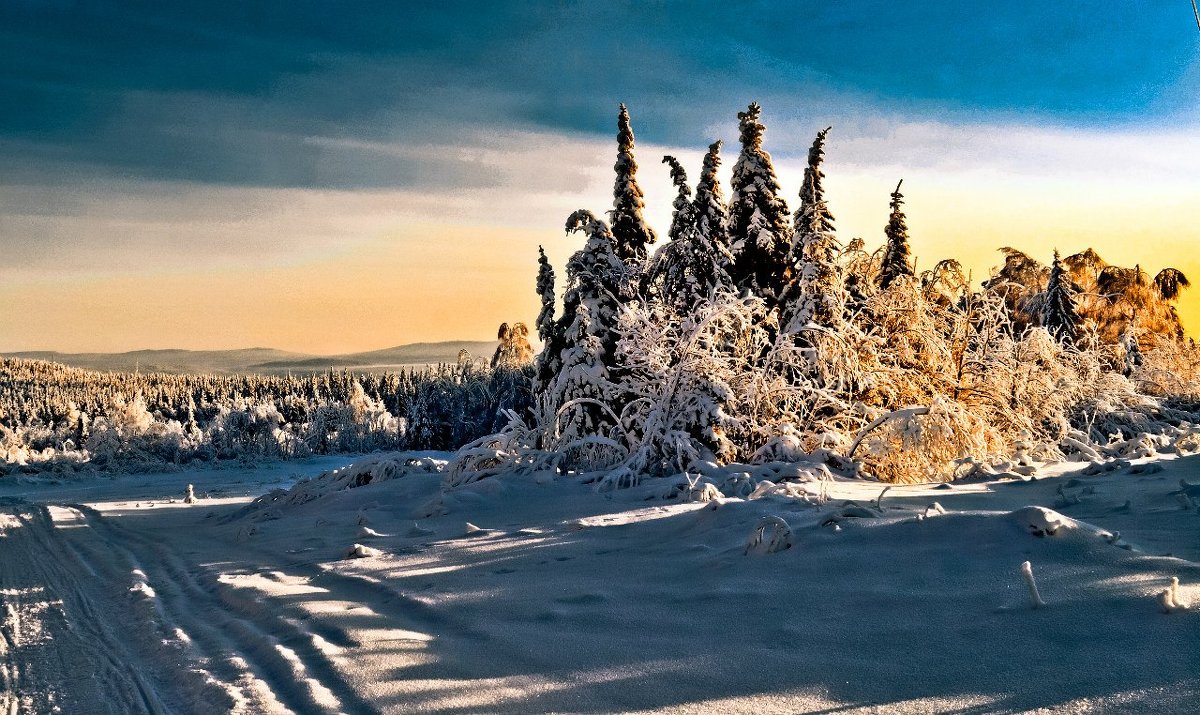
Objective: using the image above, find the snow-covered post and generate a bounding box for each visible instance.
[1160,576,1190,613]
[1020,560,1046,609]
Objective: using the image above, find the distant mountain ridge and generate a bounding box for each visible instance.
[3,341,499,375]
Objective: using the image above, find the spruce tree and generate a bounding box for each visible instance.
[726,103,792,302]
[878,179,915,289]
[781,127,844,333]
[559,209,628,364]
[535,246,557,346]
[663,155,697,244]
[652,156,731,313]
[546,302,613,443]
[1041,250,1082,345]
[609,104,657,267]
[693,139,731,259]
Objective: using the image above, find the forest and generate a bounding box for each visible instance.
[0,356,532,474]
[4,103,1198,485]
[453,103,1200,486]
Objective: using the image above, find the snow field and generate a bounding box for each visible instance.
[0,450,1197,713]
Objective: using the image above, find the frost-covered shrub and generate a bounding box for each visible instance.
[497,101,1200,487]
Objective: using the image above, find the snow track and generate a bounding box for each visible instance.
[0,499,377,715]
[0,503,166,714]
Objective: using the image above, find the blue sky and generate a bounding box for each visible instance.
[1,2,1198,351]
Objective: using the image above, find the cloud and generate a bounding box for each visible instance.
[2,1,1197,191]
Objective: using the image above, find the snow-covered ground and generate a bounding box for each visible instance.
[1,453,1198,714]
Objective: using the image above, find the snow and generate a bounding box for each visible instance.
[0,452,1198,713]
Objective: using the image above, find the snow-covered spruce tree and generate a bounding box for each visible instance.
[781,127,844,334]
[609,104,657,267]
[1040,251,1082,345]
[693,140,732,262]
[539,210,630,448]
[533,245,561,393]
[878,179,915,289]
[559,209,629,358]
[545,302,620,451]
[664,155,697,242]
[535,246,557,344]
[648,156,732,314]
[726,103,792,303]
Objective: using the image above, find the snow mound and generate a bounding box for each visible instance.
[1009,505,1129,548]
[344,543,382,559]
[228,453,446,520]
[1012,506,1075,538]
[745,515,793,555]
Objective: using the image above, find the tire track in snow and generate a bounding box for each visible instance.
[52,507,261,715]
[0,505,165,714]
[70,504,377,715]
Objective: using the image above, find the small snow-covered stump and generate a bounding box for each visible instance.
[687,482,723,503]
[1020,561,1046,609]
[1160,577,1190,614]
[184,484,196,504]
[745,516,792,555]
[344,544,382,559]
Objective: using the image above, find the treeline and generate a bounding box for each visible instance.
[0,357,532,473]
[449,102,1199,485]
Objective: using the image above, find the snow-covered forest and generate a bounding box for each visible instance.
[0,355,532,474]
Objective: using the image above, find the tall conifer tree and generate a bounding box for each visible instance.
[693,140,731,259]
[609,104,656,267]
[559,209,628,363]
[782,127,844,333]
[653,156,730,313]
[535,246,557,345]
[878,180,915,289]
[726,103,791,302]
[532,246,561,393]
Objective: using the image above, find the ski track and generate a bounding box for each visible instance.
[0,498,388,715]
[0,503,166,714]
[69,503,379,715]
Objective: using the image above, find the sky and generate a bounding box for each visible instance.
[1,1,1198,354]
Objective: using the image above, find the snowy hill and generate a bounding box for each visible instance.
[249,340,499,373]
[3,341,498,375]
